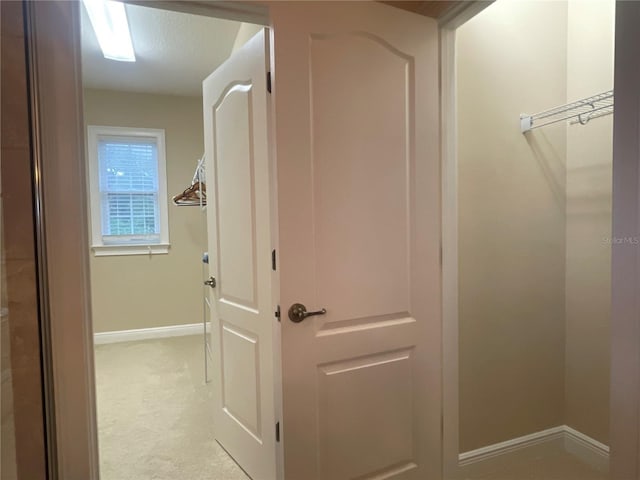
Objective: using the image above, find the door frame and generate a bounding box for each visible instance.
[438,5,493,477]
[440,1,640,479]
[609,2,640,478]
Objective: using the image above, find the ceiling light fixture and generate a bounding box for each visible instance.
[82,0,136,62]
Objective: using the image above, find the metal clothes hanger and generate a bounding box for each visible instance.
[172,155,206,206]
[172,181,206,206]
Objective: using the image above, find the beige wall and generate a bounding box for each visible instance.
[457,0,569,452]
[457,0,614,452]
[565,0,614,445]
[83,89,205,333]
[232,22,263,53]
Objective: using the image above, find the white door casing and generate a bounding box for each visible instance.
[203,29,276,480]
[271,3,441,479]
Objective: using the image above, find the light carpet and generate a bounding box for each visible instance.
[94,335,249,480]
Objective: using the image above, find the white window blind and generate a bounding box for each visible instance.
[87,126,169,256]
[98,136,160,244]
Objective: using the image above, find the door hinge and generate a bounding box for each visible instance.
[272,249,277,271]
[267,71,272,94]
[275,305,281,322]
[275,421,280,442]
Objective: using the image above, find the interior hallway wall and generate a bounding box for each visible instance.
[83,89,205,333]
[457,0,568,452]
[564,0,614,446]
[231,22,263,53]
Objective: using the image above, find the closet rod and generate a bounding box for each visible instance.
[520,89,613,133]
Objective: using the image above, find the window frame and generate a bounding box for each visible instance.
[87,125,170,256]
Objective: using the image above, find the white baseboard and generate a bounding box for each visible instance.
[94,323,207,345]
[564,425,609,472]
[459,426,565,466]
[459,425,609,471]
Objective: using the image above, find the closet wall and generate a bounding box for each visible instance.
[457,0,568,452]
[457,0,614,452]
[84,89,205,333]
[565,0,614,445]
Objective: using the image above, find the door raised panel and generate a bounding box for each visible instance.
[310,34,412,326]
[213,84,258,311]
[318,349,415,479]
[221,322,262,441]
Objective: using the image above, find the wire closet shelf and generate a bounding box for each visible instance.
[520,89,613,133]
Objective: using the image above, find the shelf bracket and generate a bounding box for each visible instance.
[520,114,533,133]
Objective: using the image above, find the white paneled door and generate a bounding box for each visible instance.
[203,29,276,480]
[271,2,441,479]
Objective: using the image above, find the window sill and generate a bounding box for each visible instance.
[91,243,170,257]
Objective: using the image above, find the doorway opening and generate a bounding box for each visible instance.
[79,3,268,478]
[443,1,614,479]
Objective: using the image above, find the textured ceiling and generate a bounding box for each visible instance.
[81,3,241,96]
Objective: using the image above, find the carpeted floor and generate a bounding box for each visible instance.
[94,335,249,480]
[95,336,608,480]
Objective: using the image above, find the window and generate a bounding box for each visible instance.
[87,126,169,256]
